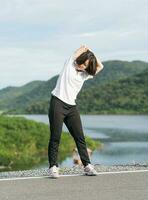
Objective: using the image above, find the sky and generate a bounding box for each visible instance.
[0,0,148,89]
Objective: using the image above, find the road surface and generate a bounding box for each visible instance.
[0,170,148,200]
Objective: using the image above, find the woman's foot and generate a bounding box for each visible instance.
[84,164,98,176]
[49,165,60,178]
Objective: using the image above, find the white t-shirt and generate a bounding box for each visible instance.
[51,54,103,105]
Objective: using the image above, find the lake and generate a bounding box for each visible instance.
[18,114,148,168]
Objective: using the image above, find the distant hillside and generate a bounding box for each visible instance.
[0,77,57,113]
[77,68,148,114]
[0,80,44,109]
[82,60,148,88]
[0,60,148,114]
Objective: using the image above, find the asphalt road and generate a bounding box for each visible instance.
[0,171,148,200]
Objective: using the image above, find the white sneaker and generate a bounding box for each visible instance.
[49,165,60,178]
[84,164,98,176]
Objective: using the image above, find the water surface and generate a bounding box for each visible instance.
[19,114,148,167]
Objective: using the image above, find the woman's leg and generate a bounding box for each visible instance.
[64,106,91,167]
[48,96,65,168]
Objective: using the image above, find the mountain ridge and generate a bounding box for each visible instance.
[0,60,148,114]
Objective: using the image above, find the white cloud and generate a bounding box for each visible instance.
[0,0,148,89]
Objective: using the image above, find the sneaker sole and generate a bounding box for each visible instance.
[84,172,98,176]
[50,174,60,178]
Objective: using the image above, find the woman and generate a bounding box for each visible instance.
[48,45,104,178]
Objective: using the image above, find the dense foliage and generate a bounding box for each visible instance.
[77,68,148,114]
[0,116,101,171]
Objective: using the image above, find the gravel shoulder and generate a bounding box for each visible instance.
[1,163,148,179]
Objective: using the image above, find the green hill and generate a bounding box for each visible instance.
[77,68,148,114]
[83,60,148,87]
[0,77,57,113]
[0,80,44,110]
[0,60,148,114]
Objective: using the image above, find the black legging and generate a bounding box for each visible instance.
[48,94,91,168]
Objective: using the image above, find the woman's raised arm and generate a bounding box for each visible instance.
[73,45,104,74]
[73,45,89,60]
[95,57,104,74]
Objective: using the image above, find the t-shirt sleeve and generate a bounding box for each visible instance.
[85,74,94,80]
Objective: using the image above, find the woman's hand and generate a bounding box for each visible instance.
[73,45,90,60]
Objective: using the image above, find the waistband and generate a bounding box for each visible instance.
[51,95,76,107]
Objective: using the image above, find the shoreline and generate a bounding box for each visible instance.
[0,163,148,179]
